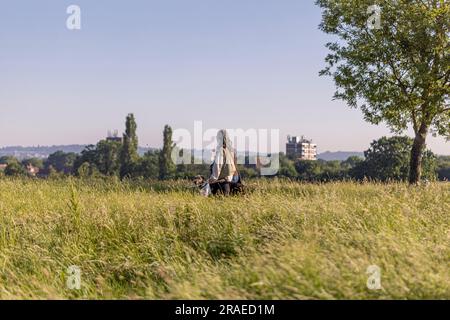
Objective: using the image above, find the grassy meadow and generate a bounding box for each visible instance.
[0,178,448,299]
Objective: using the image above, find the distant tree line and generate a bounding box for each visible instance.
[278,136,448,182]
[0,114,208,180]
[0,114,449,182]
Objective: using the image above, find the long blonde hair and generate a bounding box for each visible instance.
[211,129,237,181]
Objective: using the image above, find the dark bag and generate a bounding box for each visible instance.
[209,163,245,195]
[230,174,245,195]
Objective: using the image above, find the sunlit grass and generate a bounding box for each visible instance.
[0,178,448,299]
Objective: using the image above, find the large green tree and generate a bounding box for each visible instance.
[96,140,122,176]
[350,136,437,181]
[159,125,176,180]
[4,161,26,177]
[45,151,77,174]
[316,0,449,184]
[0,156,18,165]
[21,158,44,169]
[120,113,139,178]
[137,150,160,179]
[73,145,98,176]
[278,153,298,178]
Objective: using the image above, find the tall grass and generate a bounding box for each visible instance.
[0,178,448,299]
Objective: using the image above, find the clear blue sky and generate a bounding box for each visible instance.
[0,0,448,154]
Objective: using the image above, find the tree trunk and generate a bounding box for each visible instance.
[409,125,428,185]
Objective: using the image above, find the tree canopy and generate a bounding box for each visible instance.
[159,125,176,180]
[350,136,437,181]
[120,113,139,179]
[316,0,449,183]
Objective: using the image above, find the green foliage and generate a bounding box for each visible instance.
[72,117,176,180]
[316,0,449,183]
[294,159,350,181]
[4,161,26,177]
[317,0,449,135]
[136,150,160,179]
[437,155,450,181]
[21,158,44,169]
[421,150,438,181]
[73,144,97,174]
[76,162,91,178]
[277,153,364,181]
[278,153,298,178]
[45,151,77,174]
[74,114,141,178]
[278,136,445,182]
[73,131,123,178]
[238,166,259,179]
[350,136,437,181]
[120,113,139,179]
[159,125,176,180]
[96,140,122,176]
[295,160,323,181]
[0,156,19,165]
[341,156,364,169]
[76,162,101,179]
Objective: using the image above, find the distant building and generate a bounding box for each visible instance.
[106,130,122,143]
[286,135,317,160]
[0,164,7,171]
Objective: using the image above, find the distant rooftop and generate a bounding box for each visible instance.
[287,135,315,144]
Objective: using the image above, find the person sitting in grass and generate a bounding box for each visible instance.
[208,129,240,196]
